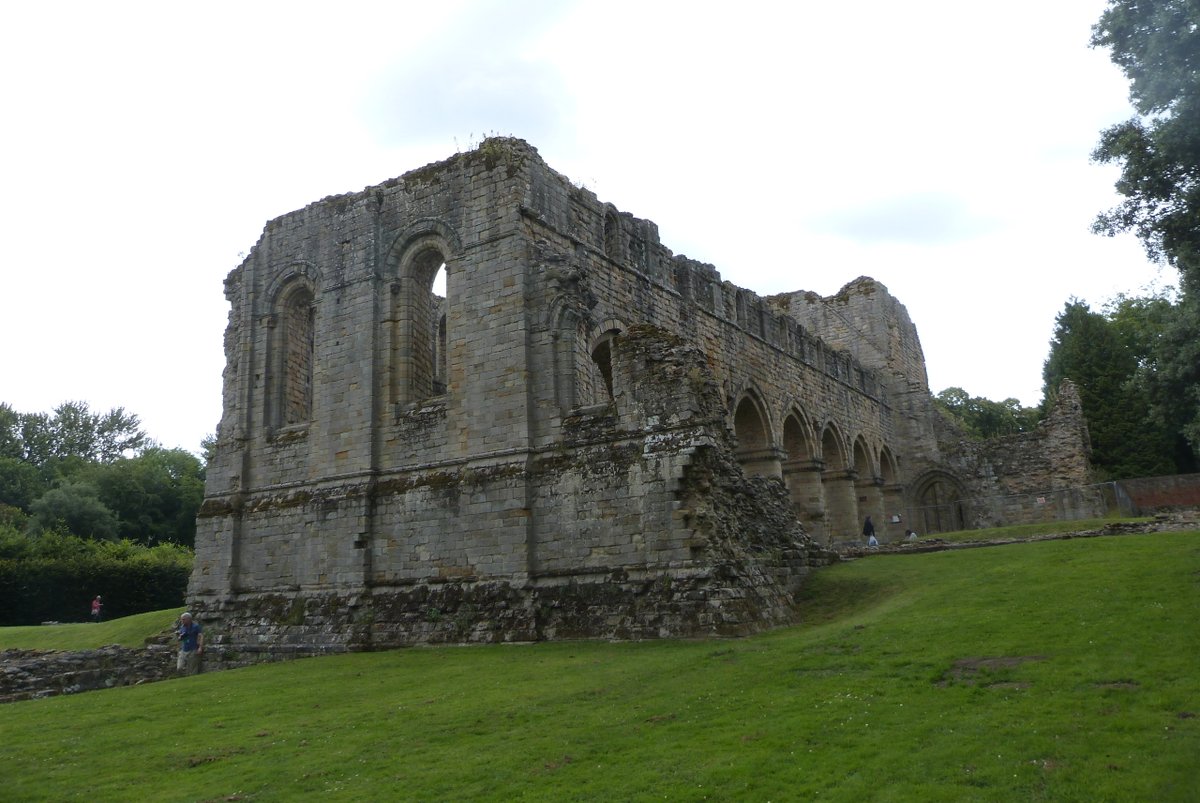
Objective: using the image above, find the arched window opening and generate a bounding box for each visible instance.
[394,245,450,405]
[431,263,447,396]
[282,286,315,425]
[603,211,619,259]
[434,312,447,396]
[432,262,446,297]
[591,338,613,401]
[582,329,620,406]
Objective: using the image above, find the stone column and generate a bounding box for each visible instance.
[856,476,886,542]
[737,446,784,479]
[882,483,906,540]
[783,459,826,542]
[823,469,859,544]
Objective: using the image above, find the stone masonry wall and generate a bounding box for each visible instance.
[192,138,1095,656]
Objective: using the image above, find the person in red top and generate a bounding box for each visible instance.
[90,595,102,622]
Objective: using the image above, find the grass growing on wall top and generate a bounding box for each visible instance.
[1,533,1197,801]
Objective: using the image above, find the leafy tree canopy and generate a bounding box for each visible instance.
[0,401,147,469]
[1091,1,1200,278]
[1042,297,1183,479]
[0,402,206,547]
[26,481,120,541]
[934,388,1040,440]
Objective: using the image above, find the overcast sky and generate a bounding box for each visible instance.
[0,0,1170,454]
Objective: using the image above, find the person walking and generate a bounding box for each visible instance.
[862,516,876,547]
[175,612,204,675]
[90,595,103,622]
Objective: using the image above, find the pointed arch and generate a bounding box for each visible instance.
[819,423,848,471]
[733,389,780,477]
[782,407,816,463]
[852,436,875,480]
[818,422,858,542]
[878,445,905,536]
[853,435,884,540]
[879,445,899,484]
[782,406,825,540]
[911,469,969,535]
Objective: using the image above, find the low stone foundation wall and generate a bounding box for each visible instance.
[194,538,834,659]
[0,645,177,704]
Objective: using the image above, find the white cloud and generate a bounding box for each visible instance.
[0,0,1165,450]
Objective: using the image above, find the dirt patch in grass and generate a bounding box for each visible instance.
[937,655,1046,686]
[1093,680,1140,690]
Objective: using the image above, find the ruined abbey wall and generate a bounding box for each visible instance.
[192,139,1100,654]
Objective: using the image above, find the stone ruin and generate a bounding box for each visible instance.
[191,138,1098,656]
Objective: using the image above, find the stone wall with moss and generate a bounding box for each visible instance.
[192,138,1094,655]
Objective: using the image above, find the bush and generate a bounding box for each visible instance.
[0,524,192,625]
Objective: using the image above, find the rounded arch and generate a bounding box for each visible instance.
[267,273,318,431]
[587,323,624,404]
[387,218,462,274]
[265,261,322,305]
[910,469,968,535]
[602,206,621,259]
[387,223,461,406]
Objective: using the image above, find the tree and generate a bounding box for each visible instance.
[0,456,46,511]
[1092,3,1200,464]
[86,447,206,547]
[1091,1,1200,278]
[1042,299,1176,479]
[1104,291,1199,471]
[935,388,1040,440]
[0,404,21,460]
[1,402,148,474]
[26,482,120,541]
[45,401,147,464]
[1142,292,1200,469]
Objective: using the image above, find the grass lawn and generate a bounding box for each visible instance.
[0,607,183,651]
[1,532,1197,801]
[926,516,1157,544]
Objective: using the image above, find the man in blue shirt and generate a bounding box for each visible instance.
[176,611,204,675]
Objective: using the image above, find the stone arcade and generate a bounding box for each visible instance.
[191,139,1097,656]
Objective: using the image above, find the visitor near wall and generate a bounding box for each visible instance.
[90,596,102,622]
[176,612,204,675]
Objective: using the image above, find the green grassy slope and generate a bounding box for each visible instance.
[1,533,1197,801]
[0,607,183,651]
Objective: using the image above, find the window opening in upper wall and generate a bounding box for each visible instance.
[591,338,614,401]
[431,263,447,396]
[603,211,619,259]
[282,287,315,425]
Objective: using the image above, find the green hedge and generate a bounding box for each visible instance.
[0,529,192,625]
